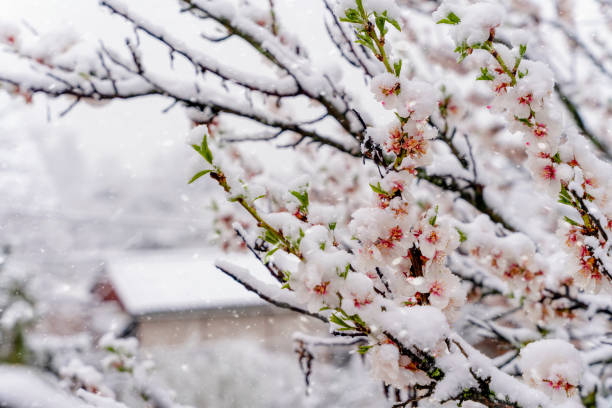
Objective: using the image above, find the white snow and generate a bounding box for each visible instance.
[106,248,270,315]
[0,366,94,408]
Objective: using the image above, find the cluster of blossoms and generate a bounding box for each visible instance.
[349,173,465,322]
[188,0,463,393]
[457,215,582,325]
[368,75,438,168]
[459,215,546,297]
[434,0,612,294]
[182,0,599,405]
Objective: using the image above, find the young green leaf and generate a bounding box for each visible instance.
[385,16,401,32]
[428,205,439,226]
[262,229,280,245]
[199,133,214,164]
[369,182,388,195]
[337,263,350,279]
[514,116,533,127]
[330,313,351,329]
[375,15,387,36]
[264,246,280,264]
[188,169,212,184]
[290,190,309,213]
[563,216,580,226]
[437,12,461,25]
[393,59,402,77]
[455,227,468,243]
[355,0,366,18]
[357,345,373,354]
[476,66,494,81]
[340,8,362,24]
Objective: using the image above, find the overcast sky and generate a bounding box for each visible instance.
[1,0,336,177]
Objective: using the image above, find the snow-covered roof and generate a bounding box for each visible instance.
[107,248,271,316]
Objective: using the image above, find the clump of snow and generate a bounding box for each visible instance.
[433,1,506,46]
[371,305,450,350]
[519,339,584,402]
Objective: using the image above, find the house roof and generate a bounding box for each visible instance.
[106,248,271,316]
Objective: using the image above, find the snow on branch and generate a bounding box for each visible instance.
[215,259,328,323]
[100,0,301,97]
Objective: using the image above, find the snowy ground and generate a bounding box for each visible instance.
[148,340,388,408]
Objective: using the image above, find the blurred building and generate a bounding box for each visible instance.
[94,249,325,351]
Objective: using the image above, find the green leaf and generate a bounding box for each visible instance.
[393,59,402,77]
[375,15,386,36]
[437,12,461,25]
[262,229,280,245]
[330,313,351,328]
[429,368,443,380]
[281,282,291,290]
[188,169,212,184]
[369,182,388,195]
[514,116,533,127]
[563,216,580,226]
[476,66,494,81]
[552,152,561,164]
[386,16,401,32]
[328,222,337,231]
[351,313,367,327]
[559,184,572,201]
[582,389,597,408]
[340,8,361,24]
[453,41,470,62]
[290,190,309,213]
[355,0,366,18]
[264,246,280,264]
[338,264,350,279]
[428,205,439,226]
[357,345,373,354]
[355,38,378,54]
[196,133,213,164]
[455,227,468,243]
[519,44,527,57]
[319,241,326,250]
[394,111,408,124]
